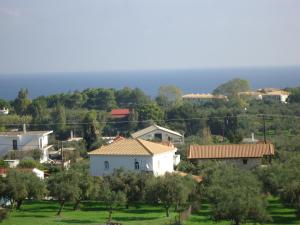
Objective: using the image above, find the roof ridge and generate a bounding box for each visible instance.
[136,139,154,155]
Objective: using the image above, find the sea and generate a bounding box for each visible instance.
[0,66,300,100]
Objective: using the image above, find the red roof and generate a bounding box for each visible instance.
[110,109,130,118]
[188,143,274,159]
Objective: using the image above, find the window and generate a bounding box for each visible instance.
[12,140,18,150]
[134,160,140,170]
[243,159,248,165]
[104,161,109,170]
[39,138,43,148]
[154,133,162,141]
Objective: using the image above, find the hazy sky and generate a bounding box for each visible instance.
[0,0,300,74]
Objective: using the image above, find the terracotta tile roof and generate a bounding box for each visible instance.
[174,171,203,183]
[182,93,227,100]
[188,143,274,159]
[88,138,176,156]
[110,109,130,118]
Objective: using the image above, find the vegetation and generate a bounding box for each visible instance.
[1,81,300,224]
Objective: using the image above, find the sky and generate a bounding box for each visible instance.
[0,0,300,74]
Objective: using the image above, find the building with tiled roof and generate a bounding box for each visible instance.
[238,88,290,103]
[131,124,184,144]
[89,138,180,176]
[182,93,228,105]
[188,143,274,169]
[110,108,131,118]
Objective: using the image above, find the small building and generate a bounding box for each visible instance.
[110,108,131,118]
[131,124,184,144]
[238,88,290,103]
[0,127,53,163]
[182,93,228,105]
[187,143,274,169]
[242,133,259,144]
[0,108,9,115]
[89,138,179,176]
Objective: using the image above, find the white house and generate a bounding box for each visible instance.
[0,108,9,115]
[0,129,53,163]
[238,88,290,103]
[131,125,184,144]
[89,138,180,176]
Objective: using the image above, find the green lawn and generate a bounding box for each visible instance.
[2,197,300,225]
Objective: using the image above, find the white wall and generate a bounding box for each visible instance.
[90,151,177,176]
[152,151,175,176]
[90,155,153,176]
[138,129,183,144]
[0,133,50,157]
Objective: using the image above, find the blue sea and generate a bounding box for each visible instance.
[0,66,300,100]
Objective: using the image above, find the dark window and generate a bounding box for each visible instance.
[104,161,109,169]
[12,140,18,150]
[134,160,140,170]
[154,133,162,141]
[243,159,248,165]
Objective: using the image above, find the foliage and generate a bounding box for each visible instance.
[17,158,43,170]
[156,85,183,109]
[47,169,81,215]
[13,89,32,115]
[2,169,46,210]
[69,161,94,210]
[213,78,250,97]
[97,179,126,222]
[145,173,195,217]
[206,165,271,225]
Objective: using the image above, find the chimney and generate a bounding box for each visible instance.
[251,133,255,142]
[23,124,27,134]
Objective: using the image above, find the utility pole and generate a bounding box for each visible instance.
[263,115,266,144]
[61,141,64,170]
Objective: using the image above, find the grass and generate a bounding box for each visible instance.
[2,197,300,225]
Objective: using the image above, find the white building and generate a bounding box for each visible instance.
[131,125,184,144]
[0,108,9,115]
[0,129,53,163]
[239,89,290,103]
[89,138,180,176]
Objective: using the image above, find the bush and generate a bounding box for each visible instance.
[0,208,8,222]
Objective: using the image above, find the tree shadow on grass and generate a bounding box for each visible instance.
[112,216,158,222]
[57,219,97,224]
[118,208,163,214]
[15,214,49,218]
[271,216,300,225]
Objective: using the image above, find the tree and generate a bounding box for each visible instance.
[98,179,126,222]
[145,174,195,217]
[206,166,271,225]
[69,161,94,210]
[288,87,300,103]
[156,85,183,109]
[213,78,250,97]
[106,169,149,208]
[4,169,46,210]
[82,111,101,150]
[137,102,164,128]
[52,104,67,140]
[47,170,80,215]
[270,153,300,218]
[13,88,31,115]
